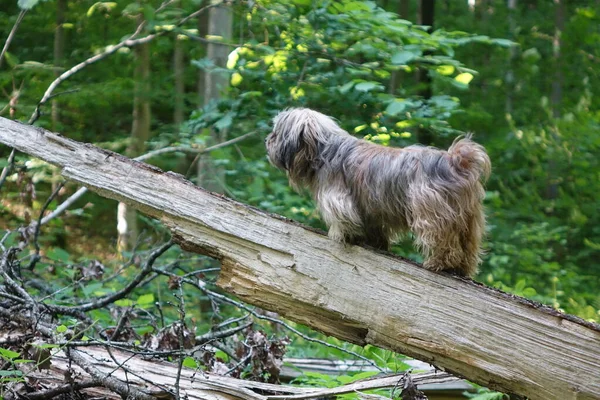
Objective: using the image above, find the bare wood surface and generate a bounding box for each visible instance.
[11,344,455,400]
[1,117,599,400]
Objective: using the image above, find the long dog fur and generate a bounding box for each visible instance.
[266,108,491,276]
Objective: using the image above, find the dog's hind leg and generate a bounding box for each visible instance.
[406,181,472,275]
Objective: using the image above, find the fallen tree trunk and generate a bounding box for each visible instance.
[1,117,599,400]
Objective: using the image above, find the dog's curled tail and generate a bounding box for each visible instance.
[448,134,491,182]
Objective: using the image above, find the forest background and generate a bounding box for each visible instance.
[0,0,599,397]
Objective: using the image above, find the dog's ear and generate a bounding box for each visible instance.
[290,119,322,178]
[297,122,319,162]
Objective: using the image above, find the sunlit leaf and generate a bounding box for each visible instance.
[227,48,240,69]
[137,293,155,306]
[436,65,455,76]
[230,72,243,86]
[454,72,474,85]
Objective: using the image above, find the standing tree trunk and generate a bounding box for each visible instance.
[117,16,151,253]
[416,0,434,145]
[546,0,564,201]
[196,2,232,193]
[174,32,185,126]
[52,0,66,131]
[505,0,517,115]
[388,0,410,95]
[551,0,564,119]
[196,7,209,106]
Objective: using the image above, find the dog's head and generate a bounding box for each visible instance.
[266,108,348,187]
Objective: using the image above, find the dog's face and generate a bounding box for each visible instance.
[266,110,303,171]
[266,109,319,175]
[266,108,349,166]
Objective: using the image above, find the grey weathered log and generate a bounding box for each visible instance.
[10,345,455,400]
[1,117,599,400]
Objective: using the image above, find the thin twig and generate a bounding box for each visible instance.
[175,286,186,400]
[196,319,253,344]
[47,241,173,314]
[152,268,384,372]
[0,149,16,192]
[202,286,384,371]
[265,371,456,400]
[28,1,221,125]
[176,1,224,28]
[22,380,101,400]
[28,22,146,124]
[184,131,259,178]
[0,9,27,68]
[28,182,65,270]
[225,351,253,376]
[0,248,38,311]
[136,130,258,162]
[109,309,132,342]
[67,348,156,400]
[0,290,26,303]
[40,130,257,226]
[0,230,11,251]
[40,186,87,225]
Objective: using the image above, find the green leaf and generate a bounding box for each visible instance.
[214,350,229,361]
[343,1,371,12]
[13,359,34,364]
[56,325,68,333]
[239,91,262,99]
[0,370,23,377]
[227,49,240,69]
[0,348,21,360]
[182,357,199,368]
[230,72,243,86]
[429,95,458,110]
[454,72,474,85]
[391,51,417,65]
[491,38,516,47]
[214,112,234,131]
[87,2,117,17]
[436,65,455,76]
[47,247,70,262]
[32,343,59,349]
[348,370,379,381]
[338,81,355,94]
[354,81,384,92]
[18,0,40,10]
[115,299,134,307]
[386,100,408,116]
[137,293,155,306]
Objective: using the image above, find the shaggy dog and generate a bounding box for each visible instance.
[265,108,490,277]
